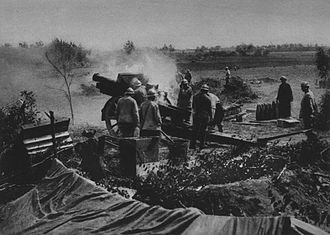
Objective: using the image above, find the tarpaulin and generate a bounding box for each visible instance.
[0,159,328,235]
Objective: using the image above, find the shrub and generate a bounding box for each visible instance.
[314,91,330,130]
[221,76,258,103]
[0,91,39,152]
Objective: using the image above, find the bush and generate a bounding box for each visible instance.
[314,91,330,130]
[222,76,258,103]
[0,91,39,152]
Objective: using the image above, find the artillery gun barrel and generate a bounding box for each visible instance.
[92,73,128,97]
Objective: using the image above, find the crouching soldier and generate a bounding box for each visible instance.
[116,88,140,137]
[140,89,162,137]
[191,84,212,149]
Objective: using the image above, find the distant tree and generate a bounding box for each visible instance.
[35,41,44,48]
[315,47,330,88]
[18,42,28,48]
[45,38,89,123]
[200,45,208,52]
[123,40,135,55]
[236,44,256,56]
[168,44,175,52]
[3,43,12,47]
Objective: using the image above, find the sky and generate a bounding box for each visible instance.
[0,0,329,50]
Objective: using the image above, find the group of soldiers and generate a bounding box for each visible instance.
[276,76,318,129]
[176,77,224,149]
[116,84,162,138]
[115,70,318,149]
[115,71,224,149]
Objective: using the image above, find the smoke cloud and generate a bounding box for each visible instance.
[0,46,180,125]
[93,48,179,100]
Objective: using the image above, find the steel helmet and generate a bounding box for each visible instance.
[181,79,188,84]
[125,87,135,95]
[301,81,309,88]
[201,84,209,91]
[131,78,142,88]
[147,89,157,97]
[280,76,287,81]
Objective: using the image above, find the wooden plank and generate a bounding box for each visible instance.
[257,129,312,145]
[161,123,256,146]
[21,118,70,139]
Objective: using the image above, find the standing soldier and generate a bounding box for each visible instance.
[116,88,140,137]
[299,82,318,129]
[131,79,147,106]
[208,92,224,132]
[177,79,193,126]
[184,69,192,84]
[225,67,231,85]
[191,84,212,149]
[140,89,162,137]
[276,76,293,118]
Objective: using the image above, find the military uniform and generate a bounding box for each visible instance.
[116,93,140,137]
[191,87,212,148]
[300,90,318,129]
[140,99,162,137]
[132,85,147,107]
[177,83,193,125]
[277,78,293,118]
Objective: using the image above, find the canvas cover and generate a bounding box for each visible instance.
[0,159,328,235]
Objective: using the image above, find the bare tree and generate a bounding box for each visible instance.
[45,38,89,124]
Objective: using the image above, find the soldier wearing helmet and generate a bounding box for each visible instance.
[140,89,162,137]
[177,78,193,126]
[191,84,212,149]
[131,78,147,106]
[184,69,192,84]
[116,87,140,137]
[225,67,231,85]
[299,82,318,129]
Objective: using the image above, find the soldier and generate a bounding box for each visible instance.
[140,89,162,137]
[177,79,193,125]
[276,76,293,118]
[299,82,318,129]
[131,79,147,106]
[225,67,231,85]
[116,88,140,137]
[191,84,212,149]
[208,92,224,132]
[184,69,192,84]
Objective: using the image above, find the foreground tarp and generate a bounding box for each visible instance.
[0,159,328,235]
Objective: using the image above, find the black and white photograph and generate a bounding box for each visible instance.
[0,0,329,234]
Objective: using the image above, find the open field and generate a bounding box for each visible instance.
[191,64,324,118]
[177,51,315,71]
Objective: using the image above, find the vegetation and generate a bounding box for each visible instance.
[45,38,90,124]
[123,40,135,55]
[0,91,39,152]
[315,91,330,130]
[315,47,330,88]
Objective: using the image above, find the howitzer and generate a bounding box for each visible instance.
[92,73,189,135]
